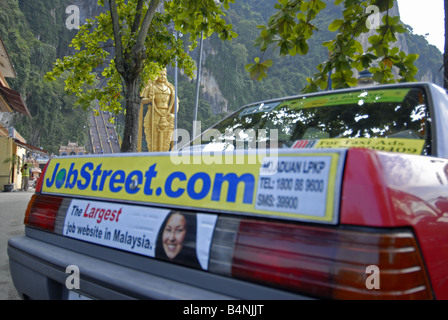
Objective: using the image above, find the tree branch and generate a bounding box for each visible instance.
[133,0,161,57]
[131,0,145,33]
[108,0,125,74]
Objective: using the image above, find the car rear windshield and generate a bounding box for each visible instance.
[195,86,431,155]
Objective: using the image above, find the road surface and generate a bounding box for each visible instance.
[0,189,34,300]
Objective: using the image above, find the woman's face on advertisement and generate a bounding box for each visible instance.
[162,213,187,260]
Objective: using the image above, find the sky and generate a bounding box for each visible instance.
[397,0,444,53]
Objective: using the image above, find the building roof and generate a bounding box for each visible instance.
[0,36,31,118]
[0,83,32,117]
[0,37,16,79]
[13,138,48,155]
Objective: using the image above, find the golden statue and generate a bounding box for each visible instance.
[138,68,179,152]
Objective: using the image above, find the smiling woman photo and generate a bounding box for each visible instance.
[155,211,202,269]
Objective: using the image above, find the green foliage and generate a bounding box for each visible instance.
[0,0,89,154]
[248,0,420,91]
[245,57,273,80]
[175,76,226,135]
[44,0,237,151]
[45,0,238,114]
[14,72,88,154]
[166,0,237,44]
[1,0,441,154]
[403,24,443,84]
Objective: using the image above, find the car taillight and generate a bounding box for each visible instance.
[229,219,433,299]
[23,193,434,300]
[24,194,64,232]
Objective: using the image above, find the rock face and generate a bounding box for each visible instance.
[193,39,229,115]
[200,68,229,114]
[0,112,13,130]
[70,0,107,25]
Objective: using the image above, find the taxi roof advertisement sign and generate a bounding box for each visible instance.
[42,150,346,224]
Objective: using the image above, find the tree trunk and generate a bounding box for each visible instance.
[120,77,142,152]
[108,0,159,152]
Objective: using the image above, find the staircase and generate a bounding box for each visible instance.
[88,110,121,154]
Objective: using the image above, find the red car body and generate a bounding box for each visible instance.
[341,148,448,299]
[8,82,448,300]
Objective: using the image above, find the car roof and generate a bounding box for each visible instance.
[241,82,442,110]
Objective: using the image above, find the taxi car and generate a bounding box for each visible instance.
[8,82,448,300]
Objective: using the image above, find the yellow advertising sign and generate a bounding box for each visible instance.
[292,138,425,155]
[317,138,425,155]
[42,151,344,224]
